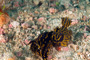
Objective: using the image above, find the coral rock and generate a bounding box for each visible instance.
[35,11,39,14]
[71,19,78,25]
[11,21,19,28]
[82,16,87,21]
[29,17,33,21]
[33,0,39,5]
[38,17,45,22]
[77,52,81,55]
[3,25,8,29]
[16,51,22,57]
[49,8,57,14]
[8,57,15,60]
[21,22,30,29]
[32,25,38,29]
[25,57,32,60]
[0,34,6,43]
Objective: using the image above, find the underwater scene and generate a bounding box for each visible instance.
[0,0,90,60]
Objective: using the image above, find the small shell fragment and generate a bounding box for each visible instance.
[68,44,79,51]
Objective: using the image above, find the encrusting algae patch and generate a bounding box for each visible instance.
[0,8,10,27]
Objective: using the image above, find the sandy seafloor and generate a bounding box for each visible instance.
[0,0,90,60]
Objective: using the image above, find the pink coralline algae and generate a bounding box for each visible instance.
[49,8,57,14]
[24,39,31,45]
[38,17,45,22]
[47,26,51,29]
[17,51,22,57]
[55,46,70,52]
[84,26,87,38]
[0,28,4,34]
[50,4,56,7]
[0,35,6,43]
[9,24,13,28]
[71,19,78,25]
[21,22,30,29]
[48,55,52,60]
[14,1,19,7]
[61,47,70,51]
